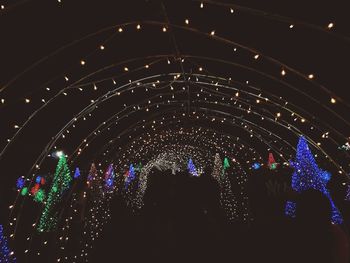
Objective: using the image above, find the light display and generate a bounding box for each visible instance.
[285,136,343,224]
[37,155,72,232]
[1,1,348,261]
[30,184,40,196]
[35,176,42,184]
[74,167,81,179]
[125,164,136,189]
[223,157,230,171]
[0,224,16,263]
[16,177,25,189]
[34,189,46,203]
[104,164,115,192]
[345,185,350,201]
[20,187,28,196]
[212,153,223,182]
[87,163,101,194]
[187,158,199,177]
[75,163,112,262]
[252,162,261,170]
[211,153,239,221]
[267,153,277,170]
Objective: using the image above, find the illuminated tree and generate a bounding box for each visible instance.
[37,155,72,232]
[34,189,46,203]
[267,152,277,170]
[16,177,25,190]
[187,158,198,177]
[0,225,16,263]
[74,167,81,179]
[345,185,350,201]
[20,187,28,196]
[285,136,343,224]
[87,163,101,194]
[223,157,230,171]
[104,164,115,192]
[125,164,136,189]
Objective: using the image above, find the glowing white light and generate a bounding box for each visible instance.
[55,151,63,158]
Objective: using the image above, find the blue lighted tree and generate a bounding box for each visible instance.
[187,158,199,177]
[0,224,16,262]
[104,164,115,192]
[285,136,343,224]
[74,167,81,179]
[125,164,136,189]
[345,185,350,201]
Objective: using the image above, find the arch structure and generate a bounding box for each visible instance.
[0,0,349,262]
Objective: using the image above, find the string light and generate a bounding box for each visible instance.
[327,22,334,29]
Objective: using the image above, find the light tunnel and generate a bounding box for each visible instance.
[0,0,349,262]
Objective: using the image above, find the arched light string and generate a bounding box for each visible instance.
[1,19,348,155]
[8,92,348,258]
[8,68,350,235]
[51,72,350,175]
[85,112,267,166]
[194,0,350,42]
[7,69,349,195]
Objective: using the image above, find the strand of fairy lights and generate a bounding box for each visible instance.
[1,19,348,158]
[7,74,348,245]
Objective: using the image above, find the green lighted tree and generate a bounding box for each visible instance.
[37,155,72,232]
